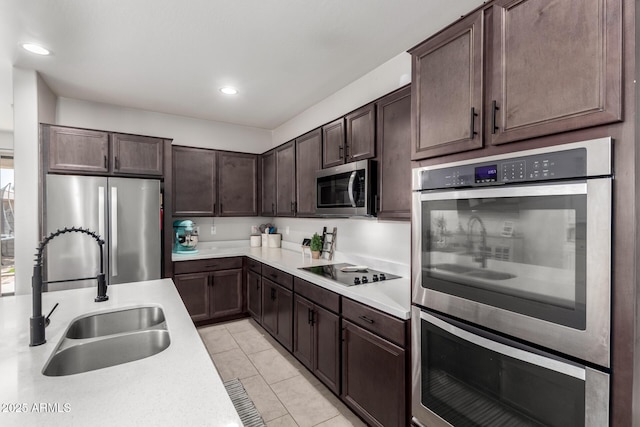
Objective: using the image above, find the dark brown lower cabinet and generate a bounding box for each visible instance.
[262,278,293,351]
[293,295,340,394]
[247,270,262,321]
[342,319,406,427]
[174,267,243,323]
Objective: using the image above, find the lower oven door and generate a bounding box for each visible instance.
[411,306,610,427]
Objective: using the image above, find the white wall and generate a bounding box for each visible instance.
[272,52,411,147]
[174,216,274,243]
[271,217,410,266]
[0,131,12,150]
[56,97,272,153]
[13,68,56,295]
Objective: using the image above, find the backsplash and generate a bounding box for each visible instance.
[272,217,410,266]
[173,217,273,242]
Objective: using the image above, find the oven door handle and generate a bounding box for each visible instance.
[419,181,587,201]
[347,171,357,207]
[420,310,586,380]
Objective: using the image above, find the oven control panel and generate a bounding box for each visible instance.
[420,147,588,190]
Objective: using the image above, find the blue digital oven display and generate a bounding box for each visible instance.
[475,165,498,183]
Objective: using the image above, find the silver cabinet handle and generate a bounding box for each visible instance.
[111,186,118,277]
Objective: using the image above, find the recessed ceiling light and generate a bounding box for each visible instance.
[22,43,50,55]
[220,87,238,95]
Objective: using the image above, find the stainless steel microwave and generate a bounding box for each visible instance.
[316,160,376,216]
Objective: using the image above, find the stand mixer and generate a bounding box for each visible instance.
[173,220,199,254]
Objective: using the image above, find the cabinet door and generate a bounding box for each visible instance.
[247,270,262,322]
[376,86,411,220]
[276,285,293,351]
[260,150,276,216]
[410,10,483,160]
[275,141,296,217]
[219,152,258,216]
[174,273,211,322]
[488,0,622,145]
[47,126,110,174]
[293,295,314,370]
[295,129,322,216]
[172,146,217,216]
[261,279,278,336]
[112,133,163,176]
[342,320,406,427]
[346,103,375,162]
[322,118,346,168]
[314,305,340,394]
[210,268,244,319]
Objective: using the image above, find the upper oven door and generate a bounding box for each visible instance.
[411,178,612,367]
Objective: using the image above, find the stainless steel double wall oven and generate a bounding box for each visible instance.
[411,138,613,426]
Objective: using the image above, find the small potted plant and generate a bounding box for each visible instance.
[310,233,323,259]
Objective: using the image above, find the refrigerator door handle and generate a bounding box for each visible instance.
[111,186,118,277]
[98,186,105,240]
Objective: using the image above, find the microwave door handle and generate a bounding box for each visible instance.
[348,171,357,207]
[420,310,586,380]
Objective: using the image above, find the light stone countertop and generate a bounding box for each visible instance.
[172,241,411,320]
[0,279,242,427]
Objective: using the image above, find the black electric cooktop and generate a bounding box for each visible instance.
[299,263,401,286]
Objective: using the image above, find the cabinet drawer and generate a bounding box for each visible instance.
[246,257,262,275]
[262,265,293,290]
[294,277,340,313]
[342,298,406,347]
[174,257,243,274]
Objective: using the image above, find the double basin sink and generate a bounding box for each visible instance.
[42,306,170,377]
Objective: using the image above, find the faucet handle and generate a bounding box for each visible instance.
[45,303,59,327]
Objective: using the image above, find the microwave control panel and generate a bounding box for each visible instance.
[420,147,587,190]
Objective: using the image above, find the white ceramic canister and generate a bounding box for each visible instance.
[267,233,282,248]
[250,235,261,247]
[261,233,268,247]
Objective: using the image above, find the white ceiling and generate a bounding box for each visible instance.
[0,0,484,133]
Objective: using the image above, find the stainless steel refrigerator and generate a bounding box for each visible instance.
[45,174,161,291]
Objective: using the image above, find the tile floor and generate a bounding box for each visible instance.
[198,318,366,427]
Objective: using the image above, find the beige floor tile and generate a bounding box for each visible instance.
[319,389,366,427]
[240,374,288,422]
[199,328,240,354]
[211,348,259,381]
[248,348,301,385]
[266,414,299,427]
[224,318,256,334]
[314,415,362,427]
[271,375,340,427]
[232,328,273,355]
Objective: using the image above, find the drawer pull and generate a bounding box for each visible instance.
[269,273,278,279]
[359,315,374,324]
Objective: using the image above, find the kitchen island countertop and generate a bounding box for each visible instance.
[172,242,411,320]
[0,279,241,427]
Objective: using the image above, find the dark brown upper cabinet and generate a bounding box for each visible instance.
[376,86,411,221]
[322,118,346,168]
[345,103,376,162]
[172,146,217,216]
[276,141,296,217]
[260,150,276,217]
[218,152,258,216]
[488,0,622,145]
[410,0,622,159]
[111,133,163,176]
[46,126,110,174]
[295,129,322,217]
[410,10,483,160]
[45,125,164,176]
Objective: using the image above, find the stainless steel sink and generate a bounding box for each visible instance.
[43,305,170,377]
[43,330,170,377]
[65,306,166,339]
